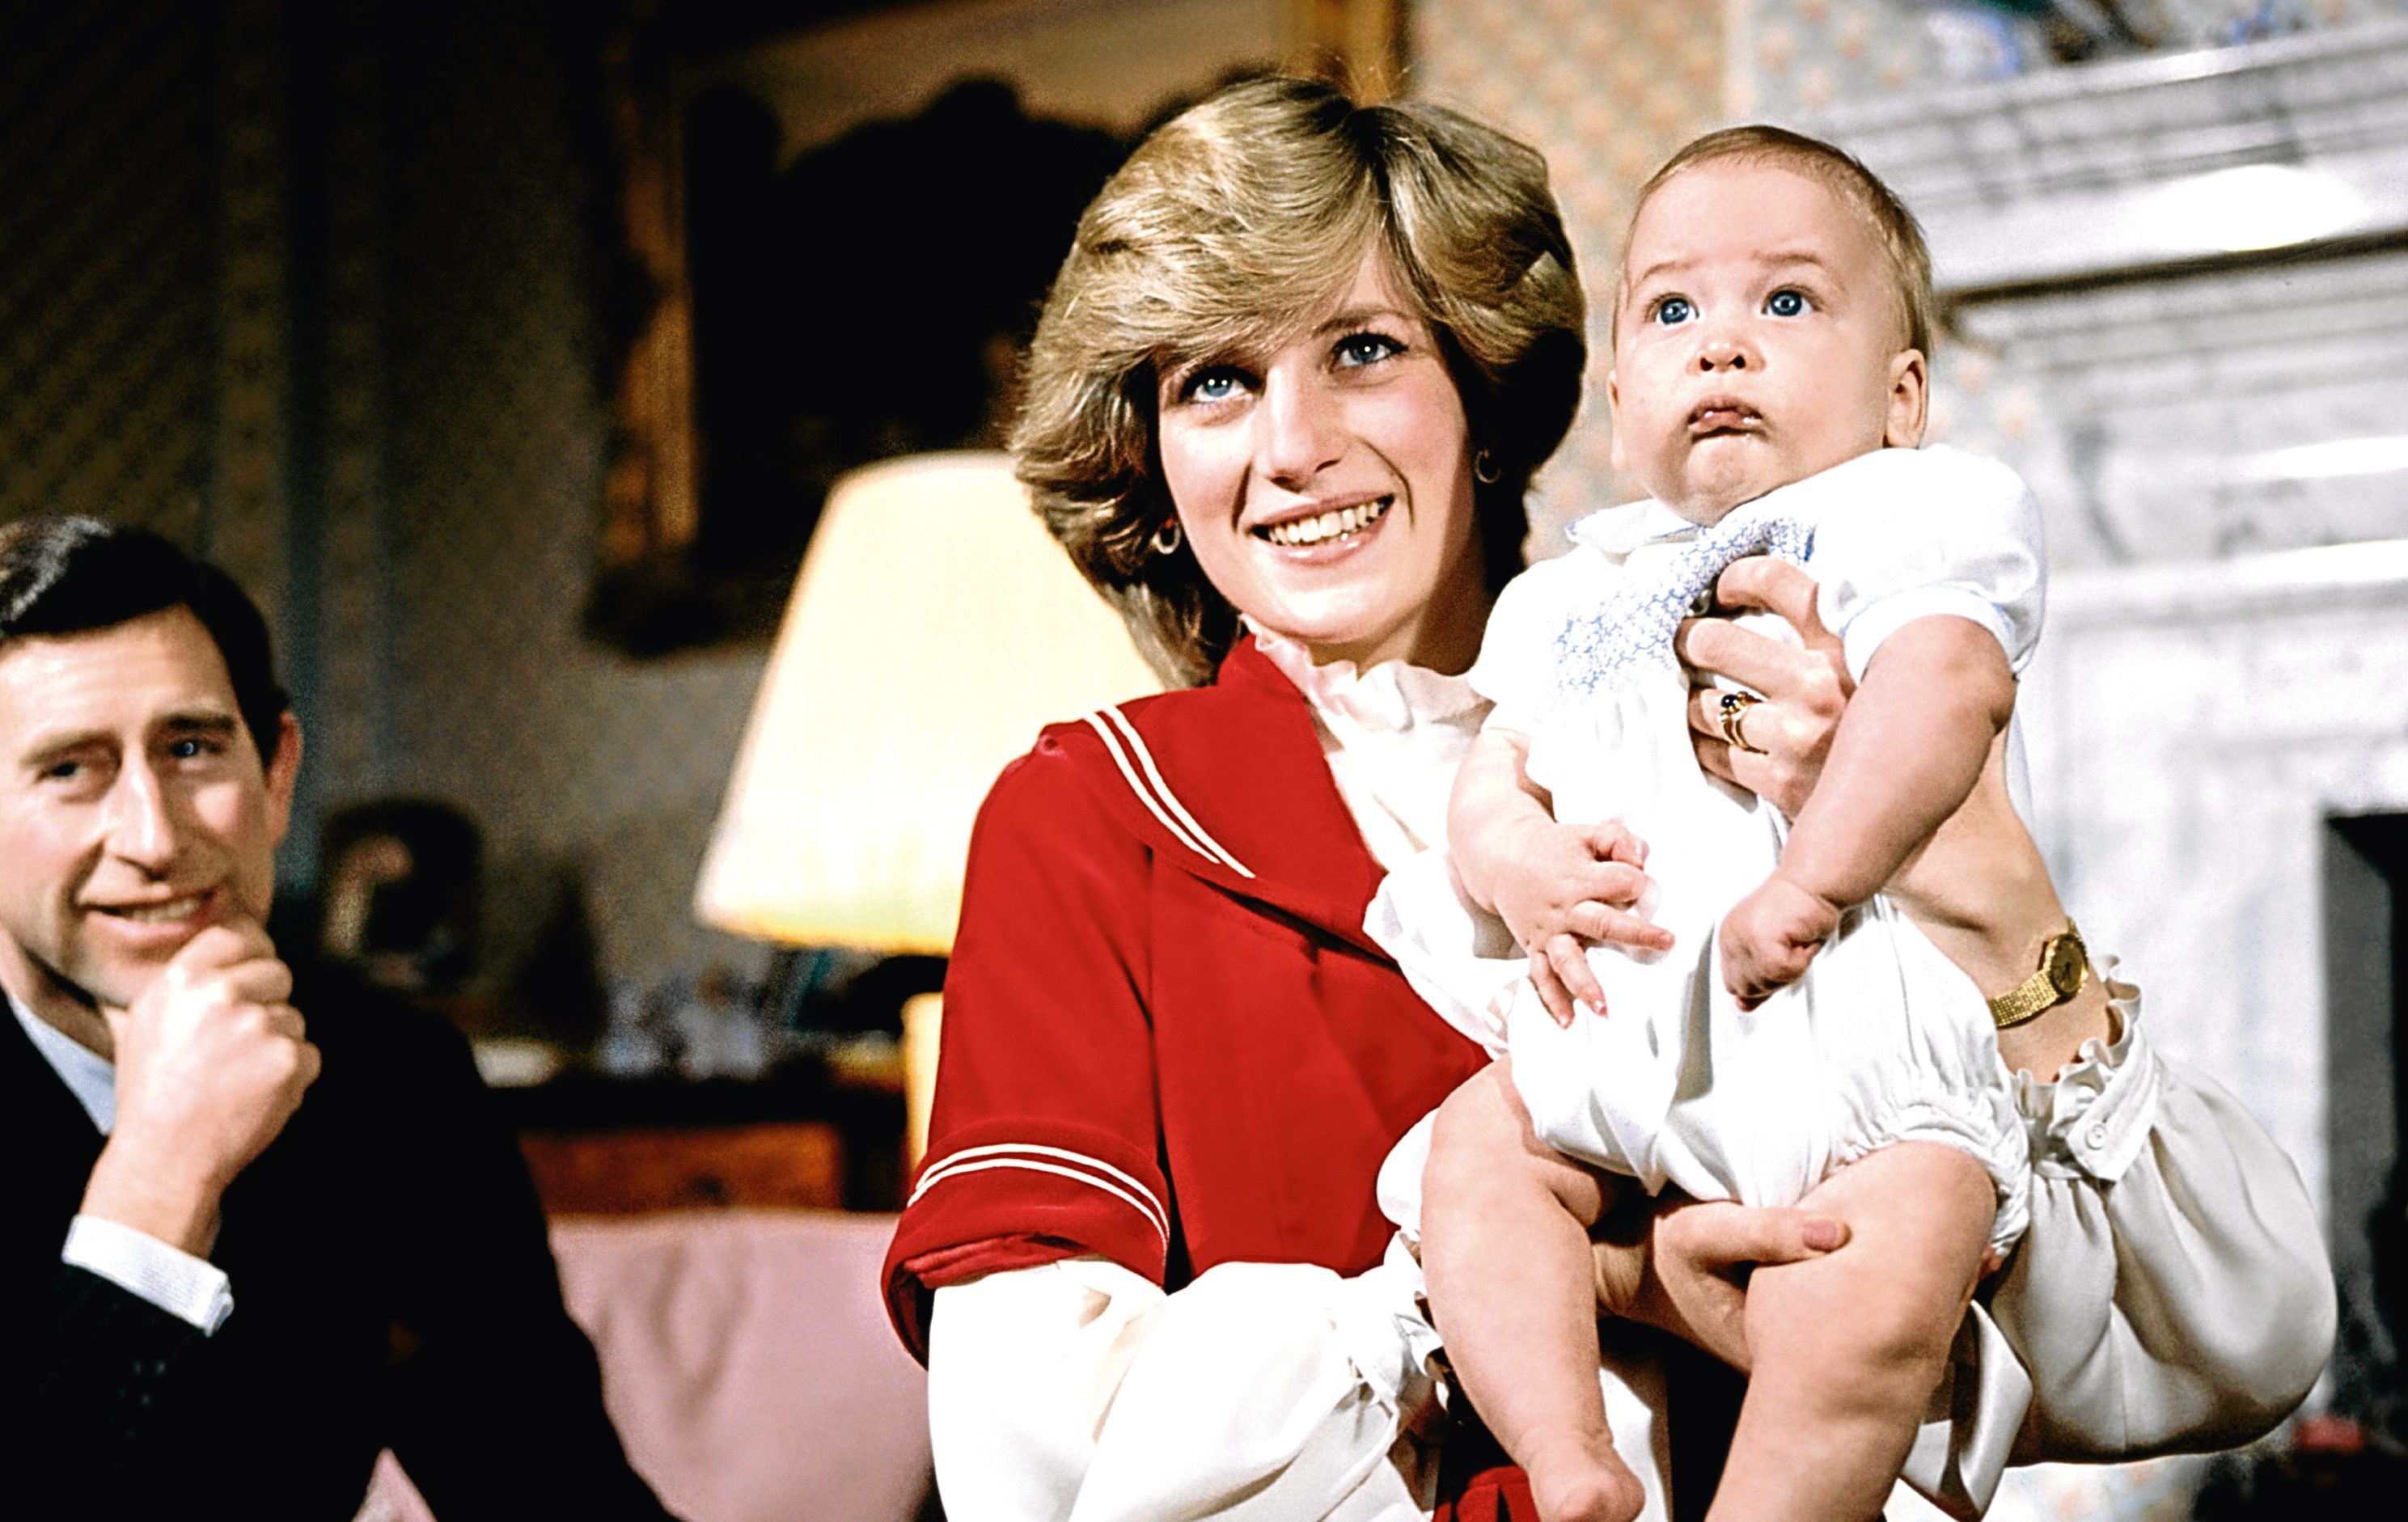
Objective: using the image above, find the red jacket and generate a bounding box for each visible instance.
[884,636,1535,1516]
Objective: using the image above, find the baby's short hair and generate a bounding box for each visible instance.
[1621,125,1935,360]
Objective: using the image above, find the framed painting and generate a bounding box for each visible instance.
[590,0,1405,653]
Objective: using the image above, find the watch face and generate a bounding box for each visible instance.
[2046,936,2087,998]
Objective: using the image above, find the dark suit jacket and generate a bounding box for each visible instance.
[2,964,675,1520]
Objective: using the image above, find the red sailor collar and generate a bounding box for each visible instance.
[1035,635,1390,953]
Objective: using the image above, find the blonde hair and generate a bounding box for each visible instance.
[1013,75,1587,687]
[1619,125,1935,360]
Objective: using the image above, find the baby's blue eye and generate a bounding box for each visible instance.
[1766,290,1809,317]
[1651,296,1694,326]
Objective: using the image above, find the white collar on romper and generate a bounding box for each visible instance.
[1564,497,1702,560]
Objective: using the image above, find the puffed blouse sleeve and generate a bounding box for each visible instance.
[1799,444,2046,683]
[1987,977,2335,1464]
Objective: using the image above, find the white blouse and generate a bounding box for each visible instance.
[920,636,2333,1522]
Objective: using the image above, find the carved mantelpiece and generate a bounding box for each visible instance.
[1945,248,2408,569]
[1809,19,2408,293]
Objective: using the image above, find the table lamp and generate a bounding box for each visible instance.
[693,450,1162,1164]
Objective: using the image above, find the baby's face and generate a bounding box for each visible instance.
[1609,159,1926,525]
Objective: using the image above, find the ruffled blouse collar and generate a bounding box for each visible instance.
[1246,624,1488,734]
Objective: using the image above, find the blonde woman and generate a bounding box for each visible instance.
[880,77,2331,1522]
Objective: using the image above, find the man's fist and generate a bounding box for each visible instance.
[81,920,319,1254]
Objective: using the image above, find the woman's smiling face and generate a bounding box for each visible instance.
[1153,254,1490,674]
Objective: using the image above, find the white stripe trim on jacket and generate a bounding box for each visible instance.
[912,1141,1171,1243]
[1079,707,1257,879]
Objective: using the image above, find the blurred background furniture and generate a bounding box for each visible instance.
[360,1211,932,1522]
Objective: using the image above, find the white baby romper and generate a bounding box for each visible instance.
[1370,445,2041,1255]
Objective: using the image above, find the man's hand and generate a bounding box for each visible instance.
[1718,873,1841,1010]
[79,920,319,1255]
[1591,1194,1849,1372]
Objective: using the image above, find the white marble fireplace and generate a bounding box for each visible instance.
[1811,19,2408,1404]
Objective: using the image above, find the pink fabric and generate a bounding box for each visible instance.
[359,1210,932,1521]
[554,1210,933,1521]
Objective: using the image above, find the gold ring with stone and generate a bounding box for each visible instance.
[1716,691,1767,755]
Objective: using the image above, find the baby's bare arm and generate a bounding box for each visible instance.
[1449,727,1555,917]
[1450,729,1671,1022]
[1721,618,2014,1004]
[1782,617,2015,903]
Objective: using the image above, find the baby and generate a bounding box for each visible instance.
[1368,128,2095,1522]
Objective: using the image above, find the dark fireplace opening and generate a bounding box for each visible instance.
[2325,812,2408,1417]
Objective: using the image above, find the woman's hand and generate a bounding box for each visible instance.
[1674,556,1851,818]
[1589,1192,1849,1372]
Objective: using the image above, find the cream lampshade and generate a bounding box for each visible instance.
[693,450,1163,1159]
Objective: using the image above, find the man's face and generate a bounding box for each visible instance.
[1609,158,1926,525]
[0,607,297,1023]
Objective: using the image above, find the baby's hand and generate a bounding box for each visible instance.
[1719,874,1842,1010]
[1486,817,1674,1027]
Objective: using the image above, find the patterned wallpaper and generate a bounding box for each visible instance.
[1411,0,1729,544]
[0,0,770,1013]
[0,2,220,545]
[364,2,776,1006]
[1730,0,1951,116]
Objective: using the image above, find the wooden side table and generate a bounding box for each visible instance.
[518,1121,845,1214]
[498,1064,905,1215]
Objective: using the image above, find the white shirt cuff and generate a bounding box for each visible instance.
[62,1215,234,1334]
[2011,965,2158,1183]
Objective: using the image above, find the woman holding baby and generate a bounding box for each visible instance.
[879,76,2331,1521]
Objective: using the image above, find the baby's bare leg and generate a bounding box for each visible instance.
[1423,1062,1644,1522]
[1707,1140,1995,1522]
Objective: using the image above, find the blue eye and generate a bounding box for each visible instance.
[1650,296,1694,327]
[1179,367,1245,404]
[1335,332,1401,368]
[1766,290,1809,317]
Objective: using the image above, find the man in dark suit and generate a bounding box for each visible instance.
[0,517,675,1519]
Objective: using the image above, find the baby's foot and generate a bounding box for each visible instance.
[1521,1430,1645,1522]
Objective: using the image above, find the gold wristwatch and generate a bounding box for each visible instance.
[1987,924,2088,1029]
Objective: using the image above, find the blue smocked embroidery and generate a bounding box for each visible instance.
[1550,509,1815,702]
